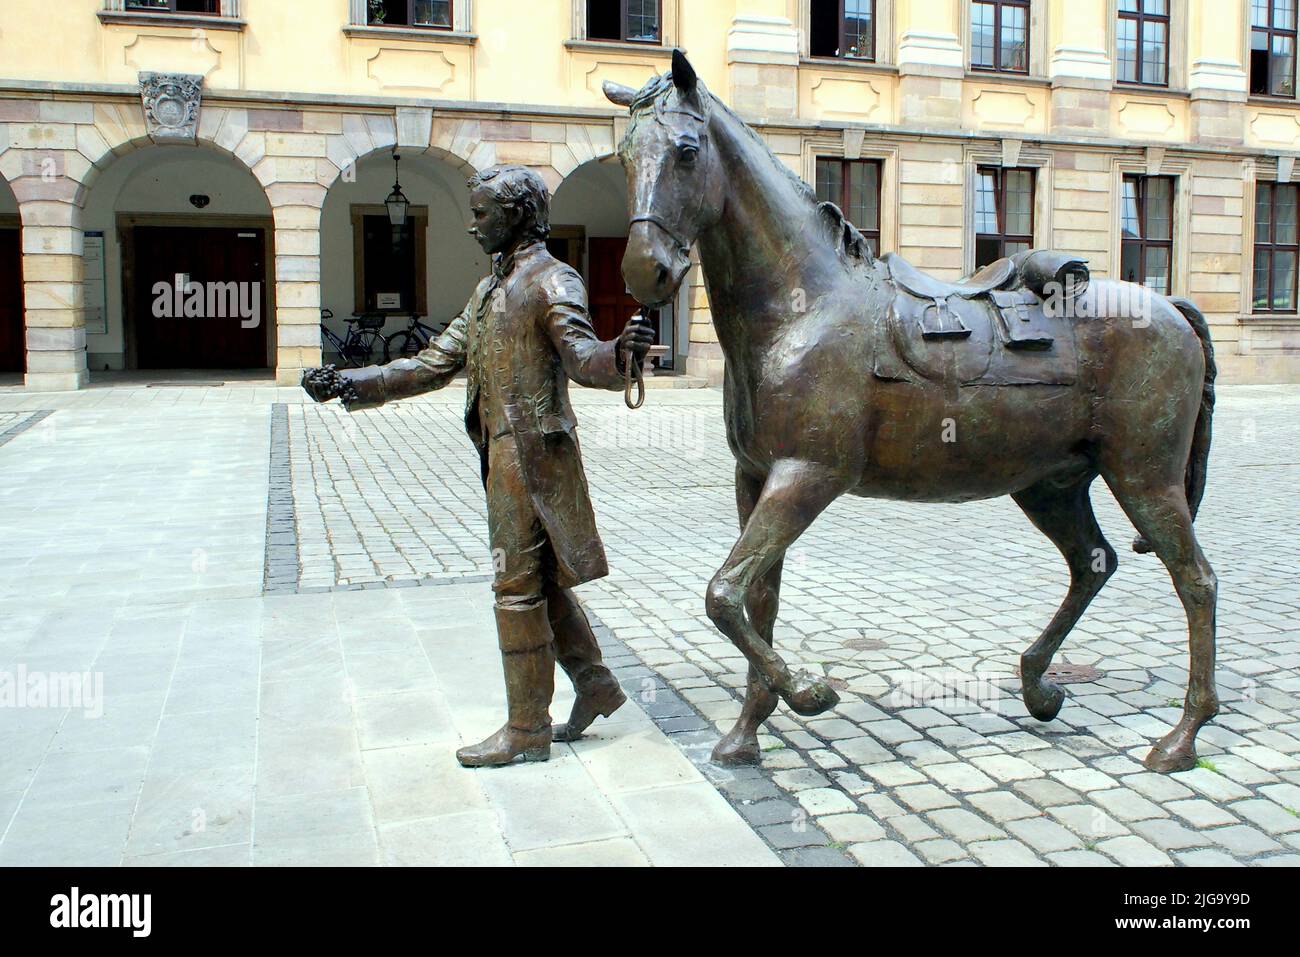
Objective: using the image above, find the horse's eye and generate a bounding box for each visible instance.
[679,144,699,164]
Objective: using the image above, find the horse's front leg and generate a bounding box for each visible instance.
[714,468,784,766]
[705,459,848,719]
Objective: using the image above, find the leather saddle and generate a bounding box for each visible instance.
[875,250,1089,387]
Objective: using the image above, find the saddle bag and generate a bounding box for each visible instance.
[1014,251,1090,310]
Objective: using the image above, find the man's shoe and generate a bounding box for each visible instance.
[456,724,552,767]
[553,670,626,742]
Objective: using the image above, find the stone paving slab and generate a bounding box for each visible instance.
[0,386,776,867]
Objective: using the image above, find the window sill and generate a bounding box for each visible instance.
[565,39,674,57]
[1247,94,1299,107]
[964,69,1049,87]
[1242,313,1300,321]
[801,57,897,75]
[1114,80,1188,98]
[97,10,245,32]
[343,25,476,44]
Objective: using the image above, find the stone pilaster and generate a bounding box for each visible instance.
[1187,0,1248,146]
[21,229,88,392]
[682,257,723,387]
[726,12,801,122]
[895,0,965,129]
[1047,0,1112,137]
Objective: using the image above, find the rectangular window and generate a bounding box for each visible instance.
[815,158,882,255]
[974,167,1034,268]
[124,0,220,12]
[1253,181,1299,311]
[368,0,453,29]
[970,1,1030,74]
[1251,0,1297,97]
[1120,174,1175,295]
[1117,0,1169,86]
[587,0,662,43]
[809,0,876,60]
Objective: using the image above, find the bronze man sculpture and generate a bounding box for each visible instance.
[606,51,1218,774]
[302,164,654,767]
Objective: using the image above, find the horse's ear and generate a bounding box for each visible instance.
[603,81,637,108]
[672,49,698,96]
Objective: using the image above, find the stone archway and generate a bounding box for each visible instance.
[318,146,489,360]
[79,141,276,372]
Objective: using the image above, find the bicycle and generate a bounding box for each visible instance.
[319,309,390,368]
[384,314,446,361]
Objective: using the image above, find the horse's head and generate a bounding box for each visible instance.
[605,50,725,307]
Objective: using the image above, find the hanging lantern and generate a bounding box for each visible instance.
[385,152,409,227]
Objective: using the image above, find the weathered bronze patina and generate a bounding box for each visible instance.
[607,51,1219,774]
[303,164,654,767]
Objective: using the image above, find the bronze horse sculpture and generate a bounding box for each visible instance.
[605,51,1219,774]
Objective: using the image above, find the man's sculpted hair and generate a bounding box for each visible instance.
[468,164,552,241]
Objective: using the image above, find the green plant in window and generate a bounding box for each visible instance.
[369,0,387,24]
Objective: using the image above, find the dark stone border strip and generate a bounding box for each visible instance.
[295,572,496,594]
[263,404,298,594]
[0,410,54,448]
[586,612,856,868]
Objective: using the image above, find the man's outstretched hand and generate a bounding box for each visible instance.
[616,313,655,372]
[301,365,345,403]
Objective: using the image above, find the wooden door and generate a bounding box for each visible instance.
[131,226,269,369]
[587,237,658,342]
[0,229,23,373]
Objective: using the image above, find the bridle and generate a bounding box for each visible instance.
[626,96,709,259]
[620,93,710,410]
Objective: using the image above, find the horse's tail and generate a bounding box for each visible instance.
[1171,296,1216,522]
[1134,296,1216,553]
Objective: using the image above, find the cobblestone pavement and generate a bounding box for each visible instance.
[290,383,1300,866]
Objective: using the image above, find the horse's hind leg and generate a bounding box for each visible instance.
[1102,472,1218,773]
[705,460,849,718]
[714,468,783,766]
[1012,476,1116,721]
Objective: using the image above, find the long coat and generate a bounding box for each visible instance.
[340,240,626,587]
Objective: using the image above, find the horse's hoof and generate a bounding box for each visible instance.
[712,734,762,767]
[1024,680,1065,722]
[1144,722,1203,774]
[1144,744,1197,774]
[1132,535,1153,554]
[784,672,839,716]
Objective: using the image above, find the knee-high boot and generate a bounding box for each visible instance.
[456,603,555,768]
[548,587,627,742]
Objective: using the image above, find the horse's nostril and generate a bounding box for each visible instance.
[656,264,670,287]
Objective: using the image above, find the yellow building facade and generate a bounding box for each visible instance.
[0,0,1297,390]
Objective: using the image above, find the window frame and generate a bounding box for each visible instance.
[1116,0,1171,88]
[974,165,1035,267]
[123,0,221,13]
[586,0,664,45]
[350,205,430,317]
[1250,0,1298,99]
[1120,173,1176,292]
[367,0,455,30]
[815,156,883,254]
[809,0,877,62]
[969,0,1031,76]
[1252,180,1300,313]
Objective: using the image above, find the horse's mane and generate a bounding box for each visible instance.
[624,72,871,264]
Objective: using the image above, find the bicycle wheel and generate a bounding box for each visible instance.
[346,330,387,367]
[385,330,420,362]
